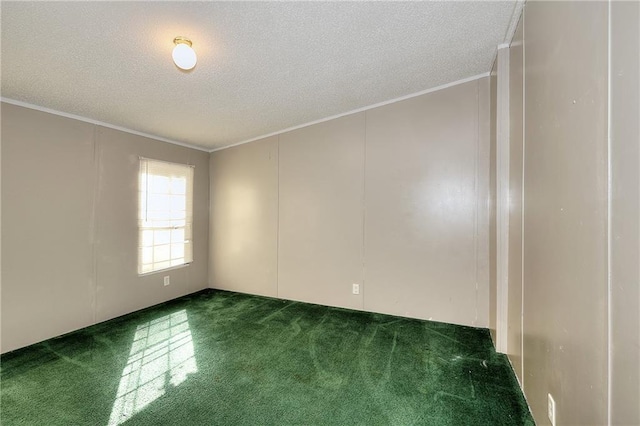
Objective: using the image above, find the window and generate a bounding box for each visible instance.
[138,158,194,274]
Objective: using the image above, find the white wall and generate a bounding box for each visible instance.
[507,15,524,384]
[209,136,279,298]
[523,2,608,423]
[488,59,498,343]
[364,81,490,325]
[610,1,639,424]
[210,78,491,328]
[1,103,210,353]
[279,113,366,310]
[503,1,639,424]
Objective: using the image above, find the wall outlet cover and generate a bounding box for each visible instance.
[352,283,360,295]
[164,276,170,286]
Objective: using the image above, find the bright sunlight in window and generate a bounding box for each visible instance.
[138,158,194,274]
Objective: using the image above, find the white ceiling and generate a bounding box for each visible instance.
[1,1,522,152]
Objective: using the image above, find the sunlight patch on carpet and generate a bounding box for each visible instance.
[108,309,197,425]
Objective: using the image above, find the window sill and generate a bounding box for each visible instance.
[138,263,191,277]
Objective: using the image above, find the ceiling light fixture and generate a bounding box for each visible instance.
[172,37,197,71]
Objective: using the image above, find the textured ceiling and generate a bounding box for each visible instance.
[1,1,522,151]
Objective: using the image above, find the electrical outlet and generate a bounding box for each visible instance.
[547,393,556,426]
[352,283,360,295]
[164,276,170,286]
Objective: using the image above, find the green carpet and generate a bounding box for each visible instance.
[1,290,534,425]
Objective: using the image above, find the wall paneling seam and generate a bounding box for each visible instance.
[474,80,480,326]
[606,0,612,423]
[276,135,281,299]
[496,46,511,353]
[362,112,367,311]
[520,7,526,391]
[89,125,100,326]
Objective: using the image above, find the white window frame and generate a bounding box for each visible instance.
[138,157,194,275]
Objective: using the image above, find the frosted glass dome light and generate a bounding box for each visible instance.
[172,37,197,70]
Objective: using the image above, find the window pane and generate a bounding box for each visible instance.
[140,264,153,274]
[154,245,171,262]
[150,175,170,194]
[147,210,170,222]
[170,178,186,195]
[139,159,194,274]
[154,260,171,270]
[154,230,171,245]
[171,243,185,259]
[142,230,154,247]
[170,195,186,212]
[170,209,186,221]
[171,228,185,243]
[170,258,185,267]
[142,247,153,264]
[149,194,170,212]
